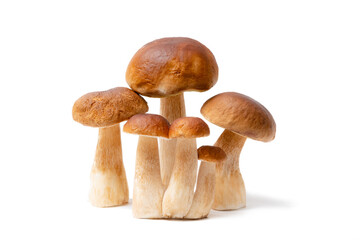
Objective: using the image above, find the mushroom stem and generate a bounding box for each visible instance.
[133,136,164,218]
[213,129,246,210]
[162,138,197,218]
[185,161,215,219]
[89,124,129,207]
[159,93,186,186]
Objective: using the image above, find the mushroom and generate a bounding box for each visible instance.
[72,87,148,207]
[123,114,169,218]
[162,117,210,218]
[126,37,218,187]
[201,92,276,210]
[185,146,226,219]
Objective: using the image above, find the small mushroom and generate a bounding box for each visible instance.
[185,146,226,219]
[123,114,170,218]
[201,92,276,210]
[72,87,148,207]
[126,37,218,187]
[162,117,210,218]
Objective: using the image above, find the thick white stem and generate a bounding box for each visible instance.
[89,124,129,207]
[185,161,215,219]
[133,136,164,218]
[162,138,197,218]
[213,129,246,210]
[159,93,186,187]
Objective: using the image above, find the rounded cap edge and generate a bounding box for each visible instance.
[72,87,148,128]
[169,117,210,139]
[197,146,227,163]
[123,114,170,138]
[126,37,218,98]
[201,92,276,142]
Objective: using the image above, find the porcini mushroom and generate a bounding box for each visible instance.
[72,87,148,207]
[201,92,276,210]
[162,117,210,218]
[185,146,226,219]
[126,37,218,187]
[123,114,170,218]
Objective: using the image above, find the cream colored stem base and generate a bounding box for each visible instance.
[185,161,215,219]
[213,170,246,210]
[89,124,129,207]
[89,167,129,207]
[133,136,164,218]
[159,93,186,187]
[162,138,197,218]
[213,129,246,210]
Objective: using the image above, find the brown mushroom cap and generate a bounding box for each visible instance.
[126,37,218,98]
[197,146,227,163]
[201,92,276,142]
[169,117,210,139]
[123,114,170,139]
[72,87,148,128]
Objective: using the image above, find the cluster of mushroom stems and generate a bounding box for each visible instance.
[124,114,224,219]
[72,37,276,219]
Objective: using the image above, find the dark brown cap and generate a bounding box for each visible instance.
[126,37,218,98]
[201,92,276,142]
[197,146,227,163]
[72,87,148,128]
[123,114,170,138]
[169,117,210,139]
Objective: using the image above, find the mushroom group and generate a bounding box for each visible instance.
[72,37,276,219]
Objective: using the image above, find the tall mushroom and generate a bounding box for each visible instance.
[201,92,276,210]
[126,37,218,187]
[72,87,148,207]
[162,117,210,218]
[185,146,226,219]
[123,114,169,219]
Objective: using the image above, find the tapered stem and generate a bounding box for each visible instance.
[133,136,164,218]
[159,93,186,186]
[89,124,129,207]
[213,129,246,210]
[185,161,215,219]
[162,138,197,218]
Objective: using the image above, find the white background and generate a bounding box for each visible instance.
[1,0,359,239]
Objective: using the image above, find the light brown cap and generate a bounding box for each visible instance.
[126,37,218,98]
[197,146,226,163]
[169,117,210,139]
[72,87,148,128]
[201,92,276,142]
[123,114,170,138]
